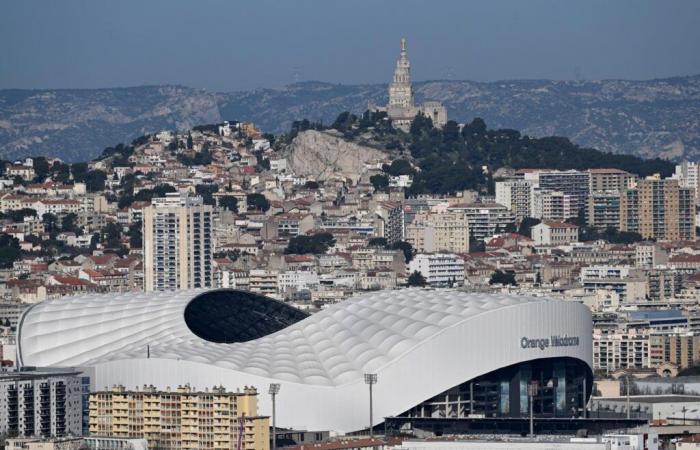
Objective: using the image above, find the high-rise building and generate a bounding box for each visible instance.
[586,191,621,230]
[673,161,700,202]
[531,190,577,220]
[89,384,269,450]
[143,192,214,291]
[495,180,533,220]
[0,369,83,438]
[448,203,515,242]
[523,170,590,213]
[404,210,469,253]
[620,177,696,241]
[589,168,636,193]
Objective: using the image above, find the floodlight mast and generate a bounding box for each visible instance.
[269,384,281,450]
[364,374,378,438]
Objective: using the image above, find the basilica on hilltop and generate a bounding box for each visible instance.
[370,38,448,131]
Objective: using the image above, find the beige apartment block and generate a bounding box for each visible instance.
[405,210,469,253]
[89,384,269,450]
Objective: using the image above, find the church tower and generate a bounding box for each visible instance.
[388,38,414,110]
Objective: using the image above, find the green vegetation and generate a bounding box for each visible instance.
[295,111,675,197]
[0,234,21,269]
[285,232,336,255]
[370,174,389,192]
[246,193,270,212]
[407,270,427,287]
[219,196,238,213]
[489,270,517,286]
[177,147,212,166]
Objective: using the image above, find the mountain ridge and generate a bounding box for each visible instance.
[2,75,700,162]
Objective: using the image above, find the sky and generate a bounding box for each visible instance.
[1,0,699,92]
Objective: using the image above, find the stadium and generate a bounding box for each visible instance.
[17,288,593,433]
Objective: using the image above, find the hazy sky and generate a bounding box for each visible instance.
[2,0,699,92]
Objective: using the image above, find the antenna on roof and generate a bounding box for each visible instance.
[147,344,150,359]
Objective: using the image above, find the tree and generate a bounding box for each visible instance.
[442,120,460,143]
[518,218,541,237]
[42,213,59,233]
[1,208,37,222]
[382,159,414,177]
[128,221,143,249]
[247,193,270,212]
[407,270,427,287]
[61,213,80,235]
[304,181,319,190]
[186,132,193,150]
[52,161,71,183]
[368,237,387,247]
[71,162,89,182]
[489,270,517,286]
[389,240,414,263]
[100,222,122,249]
[32,157,51,181]
[370,174,389,192]
[195,184,218,206]
[85,170,107,192]
[285,233,336,255]
[0,234,21,269]
[410,112,433,137]
[219,196,239,213]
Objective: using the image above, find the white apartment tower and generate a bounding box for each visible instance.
[674,161,700,203]
[143,192,214,291]
[495,179,533,220]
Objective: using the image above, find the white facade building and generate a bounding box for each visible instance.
[408,253,465,286]
[531,221,579,245]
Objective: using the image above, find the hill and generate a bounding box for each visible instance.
[1,75,700,162]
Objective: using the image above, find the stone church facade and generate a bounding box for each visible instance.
[371,38,448,131]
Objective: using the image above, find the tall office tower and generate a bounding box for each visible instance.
[620,177,696,241]
[90,384,269,450]
[495,179,533,220]
[0,369,83,438]
[143,192,213,291]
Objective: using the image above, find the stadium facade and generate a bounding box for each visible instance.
[17,288,592,433]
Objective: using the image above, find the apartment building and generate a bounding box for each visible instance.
[495,179,533,220]
[89,384,269,450]
[589,168,636,193]
[586,191,621,230]
[0,369,83,438]
[142,192,214,291]
[592,329,649,371]
[620,177,696,241]
[523,169,591,212]
[673,161,700,202]
[531,190,577,220]
[448,203,513,242]
[405,210,469,253]
[407,253,465,286]
[649,333,700,370]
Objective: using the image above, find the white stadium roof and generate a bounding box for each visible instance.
[18,288,592,432]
